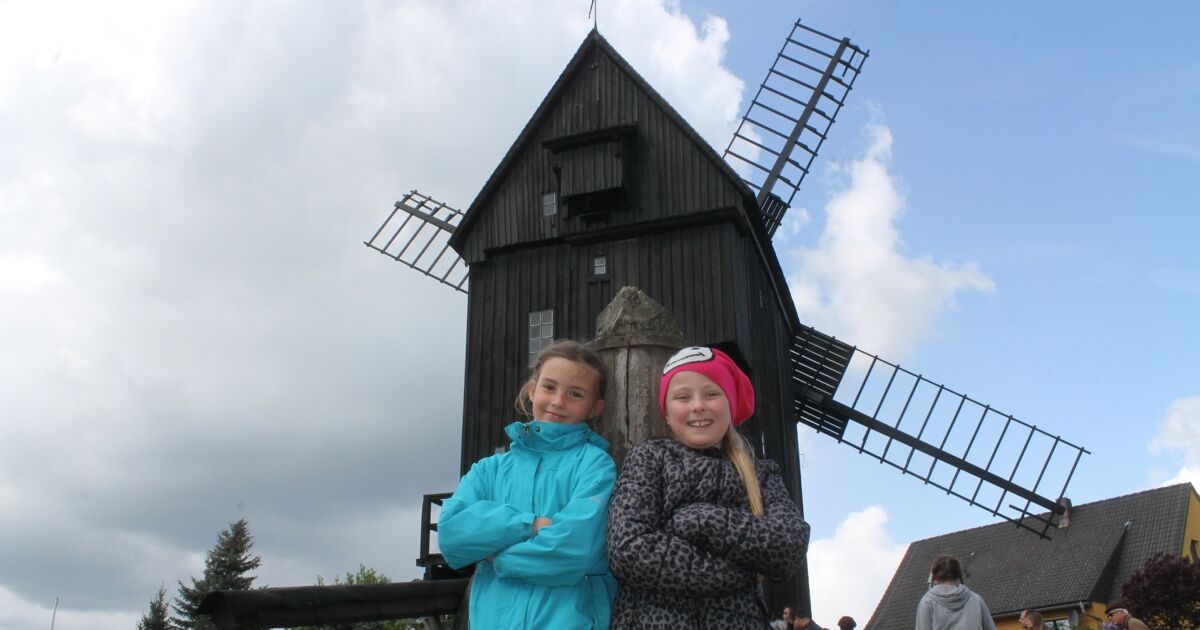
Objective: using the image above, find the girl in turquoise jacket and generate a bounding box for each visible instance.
[439,340,618,629]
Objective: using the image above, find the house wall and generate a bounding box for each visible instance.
[1183,485,1200,561]
[994,603,1106,630]
[1074,601,1108,629]
[994,617,1020,630]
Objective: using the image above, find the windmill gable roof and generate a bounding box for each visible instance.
[447,28,801,332]
[865,483,1196,630]
[450,29,753,250]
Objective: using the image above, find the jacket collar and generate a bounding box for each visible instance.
[505,420,609,452]
[653,435,726,459]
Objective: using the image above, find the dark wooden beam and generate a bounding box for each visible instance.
[542,123,638,152]
[198,579,468,630]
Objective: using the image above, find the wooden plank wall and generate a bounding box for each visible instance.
[559,141,622,198]
[461,222,747,469]
[460,221,801,484]
[458,45,745,263]
[449,31,810,614]
[731,234,811,612]
[460,221,809,611]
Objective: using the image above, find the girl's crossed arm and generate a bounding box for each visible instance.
[438,457,539,569]
[667,463,809,579]
[489,449,616,586]
[607,444,757,598]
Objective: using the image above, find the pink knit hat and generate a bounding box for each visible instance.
[659,347,756,426]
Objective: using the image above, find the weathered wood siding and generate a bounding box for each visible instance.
[459,215,808,613]
[452,31,809,612]
[460,214,809,609]
[460,221,798,486]
[462,222,729,468]
[457,44,746,263]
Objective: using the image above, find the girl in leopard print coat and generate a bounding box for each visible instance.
[607,347,810,629]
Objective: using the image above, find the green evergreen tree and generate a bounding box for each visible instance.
[136,585,170,630]
[172,518,262,630]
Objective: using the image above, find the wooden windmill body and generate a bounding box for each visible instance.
[368,20,1089,615]
[448,31,805,476]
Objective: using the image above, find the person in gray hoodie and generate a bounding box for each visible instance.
[914,555,998,630]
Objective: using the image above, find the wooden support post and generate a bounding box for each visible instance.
[589,286,686,469]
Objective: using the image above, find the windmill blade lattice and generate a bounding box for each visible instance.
[790,327,1089,538]
[724,20,868,238]
[365,190,469,294]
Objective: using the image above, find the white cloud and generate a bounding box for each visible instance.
[771,207,814,245]
[604,0,744,148]
[1163,466,1200,489]
[0,254,60,293]
[807,505,907,627]
[0,584,137,630]
[0,0,749,619]
[1151,396,1200,491]
[785,124,995,360]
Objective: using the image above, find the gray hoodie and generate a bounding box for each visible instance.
[914,583,998,630]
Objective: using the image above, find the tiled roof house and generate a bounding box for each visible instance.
[866,483,1200,629]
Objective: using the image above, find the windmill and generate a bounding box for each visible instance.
[366,17,1088,610]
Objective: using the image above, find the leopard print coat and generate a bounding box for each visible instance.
[607,437,810,629]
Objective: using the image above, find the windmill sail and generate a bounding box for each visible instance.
[790,326,1089,538]
[365,190,469,294]
[724,20,868,238]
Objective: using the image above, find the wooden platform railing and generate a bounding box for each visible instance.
[197,578,468,630]
[198,492,470,629]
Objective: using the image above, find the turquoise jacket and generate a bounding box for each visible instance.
[439,420,617,629]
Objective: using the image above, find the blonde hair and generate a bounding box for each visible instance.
[723,428,763,516]
[514,340,610,420]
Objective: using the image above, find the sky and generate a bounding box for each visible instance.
[1,1,1197,628]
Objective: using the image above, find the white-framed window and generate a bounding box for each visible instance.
[528,309,554,365]
[541,192,558,216]
[592,255,608,277]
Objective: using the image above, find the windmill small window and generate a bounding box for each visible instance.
[528,309,554,365]
[592,255,608,277]
[541,192,558,216]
